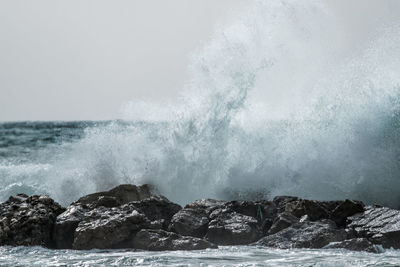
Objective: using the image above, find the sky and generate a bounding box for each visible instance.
[0,0,250,121]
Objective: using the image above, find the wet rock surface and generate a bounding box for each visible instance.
[54,185,182,249]
[347,206,400,249]
[255,219,347,249]
[72,206,151,250]
[0,194,65,247]
[75,184,154,208]
[169,207,209,238]
[285,199,330,221]
[331,199,364,227]
[127,196,182,230]
[1,184,399,252]
[206,208,261,245]
[267,212,299,235]
[323,238,379,253]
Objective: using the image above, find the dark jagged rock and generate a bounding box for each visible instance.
[273,196,299,212]
[184,199,226,215]
[72,206,151,250]
[169,199,276,243]
[225,200,261,219]
[132,229,217,251]
[127,196,182,230]
[54,186,180,249]
[255,219,347,249]
[2,187,399,253]
[53,204,87,249]
[167,199,224,239]
[226,200,277,222]
[75,184,155,208]
[320,200,343,214]
[268,212,299,235]
[0,194,65,248]
[323,238,379,253]
[330,199,364,227]
[285,199,329,221]
[54,184,171,249]
[347,206,400,249]
[169,208,209,238]
[206,208,261,245]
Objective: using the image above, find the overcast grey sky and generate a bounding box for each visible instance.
[0,0,250,121]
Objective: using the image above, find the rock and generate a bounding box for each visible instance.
[268,212,299,235]
[323,238,379,253]
[169,199,276,240]
[127,196,182,230]
[0,195,65,247]
[347,206,400,249]
[206,208,261,245]
[72,205,151,250]
[53,204,88,249]
[184,199,226,215]
[273,196,299,212]
[226,200,277,222]
[285,199,329,221]
[169,208,209,238]
[75,184,155,208]
[225,200,261,220]
[167,199,224,239]
[54,184,180,249]
[320,200,344,213]
[1,188,392,253]
[255,219,347,249]
[132,229,217,251]
[330,199,364,227]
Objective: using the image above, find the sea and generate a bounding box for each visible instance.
[3,0,400,265]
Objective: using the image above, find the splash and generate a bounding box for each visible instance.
[2,0,400,207]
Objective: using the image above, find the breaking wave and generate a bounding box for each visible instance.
[2,0,400,207]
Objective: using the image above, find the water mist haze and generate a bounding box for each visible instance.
[2,0,400,208]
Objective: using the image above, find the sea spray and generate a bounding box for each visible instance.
[2,0,400,207]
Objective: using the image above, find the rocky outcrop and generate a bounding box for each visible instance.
[74,184,155,208]
[285,199,330,221]
[323,238,379,253]
[0,194,65,247]
[255,219,347,249]
[267,212,299,235]
[72,206,151,250]
[272,196,299,212]
[169,199,276,245]
[54,185,182,249]
[53,184,175,249]
[331,199,364,226]
[53,204,86,249]
[132,229,217,251]
[127,196,182,230]
[184,199,226,215]
[206,208,261,245]
[169,207,209,238]
[346,206,400,249]
[1,184,399,253]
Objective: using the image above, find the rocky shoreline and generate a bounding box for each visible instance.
[0,184,399,253]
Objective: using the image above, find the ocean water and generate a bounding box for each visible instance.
[2,0,400,265]
[1,246,400,267]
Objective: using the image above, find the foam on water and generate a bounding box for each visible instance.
[2,0,400,207]
[1,246,400,266]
